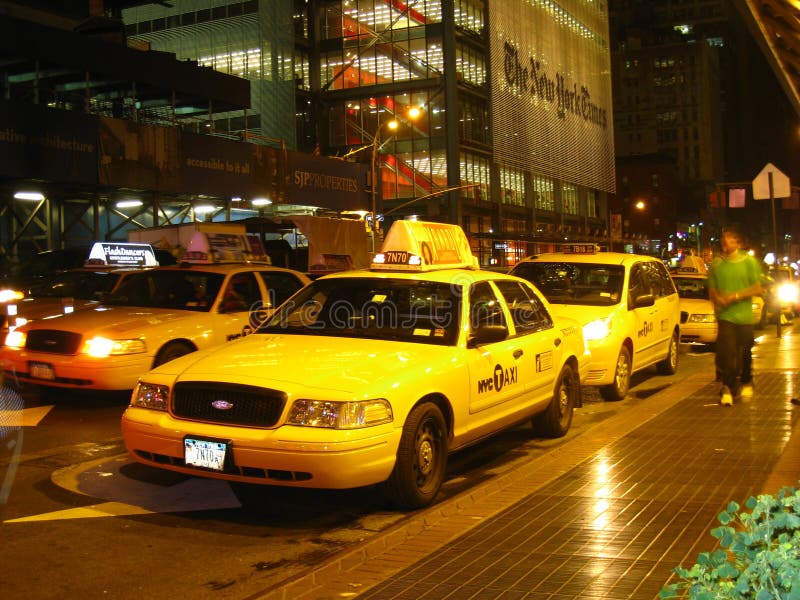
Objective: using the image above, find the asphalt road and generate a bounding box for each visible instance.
[0,340,730,599]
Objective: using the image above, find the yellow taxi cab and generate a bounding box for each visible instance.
[1,235,310,391]
[670,270,717,346]
[121,221,589,509]
[510,246,680,400]
[2,242,161,335]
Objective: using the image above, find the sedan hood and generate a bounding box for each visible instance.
[152,333,458,396]
[21,305,200,337]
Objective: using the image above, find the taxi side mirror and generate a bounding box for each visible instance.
[467,324,509,348]
[631,293,655,308]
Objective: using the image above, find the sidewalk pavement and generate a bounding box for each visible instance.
[258,328,800,600]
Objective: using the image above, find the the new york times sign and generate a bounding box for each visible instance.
[489,0,615,193]
[503,41,608,129]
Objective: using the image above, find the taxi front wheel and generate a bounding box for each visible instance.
[153,341,194,367]
[383,402,448,510]
[600,346,631,401]
[533,363,576,438]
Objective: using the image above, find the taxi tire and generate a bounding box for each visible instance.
[532,363,576,438]
[153,341,194,367]
[657,331,679,375]
[382,402,448,509]
[600,346,631,401]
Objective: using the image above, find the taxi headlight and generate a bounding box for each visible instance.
[0,289,24,303]
[287,399,393,429]
[5,329,26,348]
[777,284,798,304]
[82,336,146,358]
[688,314,716,323]
[131,382,169,411]
[583,318,611,342]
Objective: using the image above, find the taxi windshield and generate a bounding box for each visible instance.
[259,277,461,345]
[513,262,624,306]
[672,276,709,300]
[104,270,224,311]
[28,271,121,299]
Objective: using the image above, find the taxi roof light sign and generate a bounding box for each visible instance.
[86,242,159,267]
[372,221,478,271]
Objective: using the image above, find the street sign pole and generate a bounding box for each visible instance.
[769,171,778,254]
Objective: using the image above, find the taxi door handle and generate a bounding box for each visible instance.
[513,349,524,359]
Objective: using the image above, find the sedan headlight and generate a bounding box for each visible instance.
[130,382,170,411]
[583,318,611,342]
[82,336,146,358]
[0,289,24,303]
[287,398,393,429]
[688,314,716,323]
[5,330,26,348]
[777,284,799,304]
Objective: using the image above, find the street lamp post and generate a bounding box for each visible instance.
[370,115,398,252]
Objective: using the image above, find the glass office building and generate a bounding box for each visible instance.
[124,0,615,266]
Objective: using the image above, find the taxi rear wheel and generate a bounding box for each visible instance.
[657,331,679,375]
[153,341,194,367]
[383,402,448,509]
[532,363,576,438]
[600,346,631,401]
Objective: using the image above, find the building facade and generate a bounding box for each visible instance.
[123,0,616,267]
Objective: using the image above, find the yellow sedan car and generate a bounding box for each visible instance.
[121,221,588,508]
[2,263,310,390]
[670,272,717,346]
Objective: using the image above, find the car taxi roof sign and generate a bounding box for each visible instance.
[86,242,159,267]
[372,220,478,271]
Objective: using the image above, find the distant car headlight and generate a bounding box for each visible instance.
[5,330,26,348]
[0,289,24,303]
[777,284,798,304]
[287,398,393,429]
[130,382,169,411]
[583,318,611,342]
[688,314,716,323]
[82,336,146,358]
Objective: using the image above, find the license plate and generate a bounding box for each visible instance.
[29,362,55,380]
[184,438,227,471]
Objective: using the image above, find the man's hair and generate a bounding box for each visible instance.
[721,225,743,242]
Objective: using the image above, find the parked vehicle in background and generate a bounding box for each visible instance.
[510,246,680,401]
[764,265,798,322]
[670,271,717,347]
[121,221,588,509]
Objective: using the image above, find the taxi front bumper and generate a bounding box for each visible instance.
[1,349,151,390]
[121,407,403,489]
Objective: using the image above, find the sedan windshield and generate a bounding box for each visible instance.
[512,262,624,306]
[104,270,224,311]
[259,277,461,345]
[28,271,121,299]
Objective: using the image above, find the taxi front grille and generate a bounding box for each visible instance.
[171,382,286,427]
[26,330,82,354]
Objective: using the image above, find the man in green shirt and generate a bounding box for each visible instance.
[708,227,763,406]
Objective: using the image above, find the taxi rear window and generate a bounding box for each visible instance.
[512,262,624,306]
[259,278,461,345]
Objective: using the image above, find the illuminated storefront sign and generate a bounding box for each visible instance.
[489,0,615,193]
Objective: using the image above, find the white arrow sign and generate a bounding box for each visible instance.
[753,162,791,199]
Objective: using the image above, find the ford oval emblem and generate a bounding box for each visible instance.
[212,400,234,411]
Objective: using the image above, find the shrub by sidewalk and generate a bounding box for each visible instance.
[661,485,800,599]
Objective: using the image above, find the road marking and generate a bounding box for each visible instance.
[4,453,242,523]
[0,405,54,427]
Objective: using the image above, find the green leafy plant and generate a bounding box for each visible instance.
[660,485,800,599]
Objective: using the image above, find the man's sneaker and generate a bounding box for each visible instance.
[740,384,754,400]
[720,387,734,406]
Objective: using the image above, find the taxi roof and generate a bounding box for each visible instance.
[516,251,662,267]
[159,262,311,279]
[320,265,529,286]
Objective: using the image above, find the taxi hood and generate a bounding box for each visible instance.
[21,305,202,337]
[152,332,457,396]
[547,303,623,326]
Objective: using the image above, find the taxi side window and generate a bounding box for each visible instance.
[220,273,260,313]
[257,271,305,308]
[648,262,677,297]
[469,282,506,330]
[494,280,552,333]
[628,265,651,306]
